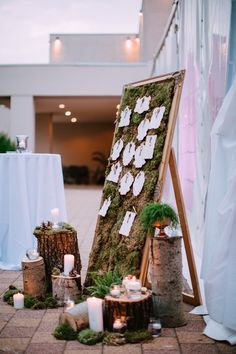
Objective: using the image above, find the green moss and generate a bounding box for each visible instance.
[125,329,152,343]
[78,328,103,345]
[53,323,77,340]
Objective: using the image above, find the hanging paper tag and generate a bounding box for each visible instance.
[134,96,151,114]
[122,142,136,166]
[98,196,112,217]
[118,106,132,127]
[118,172,134,195]
[144,135,157,159]
[137,117,150,141]
[149,106,165,129]
[134,142,146,168]
[111,138,124,161]
[133,171,145,196]
[119,211,136,237]
[106,161,122,183]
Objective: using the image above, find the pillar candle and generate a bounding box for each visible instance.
[87,297,103,332]
[13,293,24,309]
[51,207,59,226]
[64,254,74,276]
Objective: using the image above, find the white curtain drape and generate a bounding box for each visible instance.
[151,0,234,343]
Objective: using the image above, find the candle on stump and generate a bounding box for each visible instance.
[13,293,24,309]
[51,207,59,228]
[113,318,123,330]
[64,254,75,276]
[110,285,121,298]
[87,297,103,332]
[126,276,141,291]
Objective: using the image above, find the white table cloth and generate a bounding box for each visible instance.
[0,153,67,270]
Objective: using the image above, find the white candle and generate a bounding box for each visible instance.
[152,322,161,330]
[113,319,123,330]
[13,293,24,309]
[51,208,59,227]
[64,254,74,276]
[122,275,132,288]
[110,285,121,297]
[87,297,104,332]
[19,140,25,149]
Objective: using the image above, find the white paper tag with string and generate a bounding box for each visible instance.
[118,172,134,195]
[149,106,165,129]
[137,117,150,141]
[122,142,136,166]
[119,211,136,237]
[144,134,157,159]
[134,142,146,168]
[134,96,151,114]
[118,106,132,127]
[111,138,124,161]
[98,196,112,217]
[106,161,122,183]
[133,171,145,196]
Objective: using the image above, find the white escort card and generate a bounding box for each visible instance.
[118,172,134,195]
[137,117,150,141]
[144,134,157,159]
[133,171,145,196]
[122,142,136,166]
[118,106,132,127]
[106,161,122,183]
[134,142,146,168]
[98,196,112,217]
[134,96,151,114]
[149,106,165,129]
[111,138,124,161]
[119,211,136,237]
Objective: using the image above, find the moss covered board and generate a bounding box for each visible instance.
[85,71,185,286]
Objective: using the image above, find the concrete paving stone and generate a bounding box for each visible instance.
[0,325,36,338]
[176,331,215,344]
[180,343,220,354]
[38,318,59,332]
[65,340,102,350]
[0,321,7,332]
[103,344,142,354]
[11,281,23,288]
[161,328,176,337]
[25,342,66,354]
[45,307,64,314]
[175,320,205,332]
[42,312,61,321]
[0,337,30,352]
[184,313,204,321]
[7,317,41,328]
[13,309,46,318]
[0,313,15,322]
[64,350,102,354]
[216,342,236,354]
[143,350,180,354]
[31,331,66,344]
[0,304,16,313]
[142,337,179,351]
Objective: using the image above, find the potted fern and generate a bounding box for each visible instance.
[140,202,179,237]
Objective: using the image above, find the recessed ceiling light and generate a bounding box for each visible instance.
[71,117,77,123]
[59,104,65,109]
[65,111,71,116]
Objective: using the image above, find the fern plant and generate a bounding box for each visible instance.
[87,270,122,298]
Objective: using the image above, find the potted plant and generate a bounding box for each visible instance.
[140,202,179,237]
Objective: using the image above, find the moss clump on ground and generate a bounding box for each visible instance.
[53,323,78,340]
[78,328,103,345]
[125,329,152,343]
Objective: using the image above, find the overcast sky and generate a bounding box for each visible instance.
[0,0,142,64]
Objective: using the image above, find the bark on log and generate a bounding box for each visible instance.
[52,274,81,305]
[33,223,82,292]
[104,293,152,331]
[21,256,46,298]
[150,236,186,327]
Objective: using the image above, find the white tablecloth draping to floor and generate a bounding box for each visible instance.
[0,153,67,270]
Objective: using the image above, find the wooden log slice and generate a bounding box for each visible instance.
[104,292,152,331]
[34,223,82,292]
[150,236,186,327]
[21,256,46,298]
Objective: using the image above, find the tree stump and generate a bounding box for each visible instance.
[33,223,82,292]
[21,256,46,298]
[52,274,81,305]
[150,236,186,327]
[104,292,152,331]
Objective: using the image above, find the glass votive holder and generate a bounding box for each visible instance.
[64,299,75,312]
[110,284,121,298]
[113,317,127,333]
[148,318,162,337]
[26,248,39,260]
[16,135,29,153]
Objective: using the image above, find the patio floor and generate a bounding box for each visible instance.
[0,186,235,353]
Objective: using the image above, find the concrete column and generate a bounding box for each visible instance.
[10,95,35,152]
